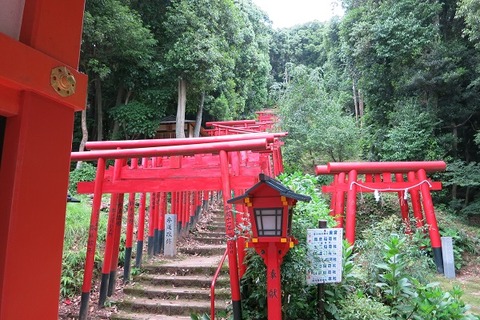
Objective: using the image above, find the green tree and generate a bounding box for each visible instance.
[80,0,157,141]
[162,0,272,137]
[379,99,444,161]
[278,65,361,170]
[162,0,238,137]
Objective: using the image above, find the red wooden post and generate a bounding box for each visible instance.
[417,169,444,273]
[148,192,156,257]
[98,158,123,307]
[79,158,105,319]
[98,193,119,306]
[345,170,358,244]
[158,192,166,254]
[0,1,86,318]
[329,174,337,219]
[124,191,136,282]
[395,173,412,234]
[108,193,125,296]
[407,171,425,229]
[124,159,138,278]
[135,186,147,267]
[266,243,283,320]
[153,192,161,255]
[189,192,195,228]
[234,189,248,278]
[334,172,346,228]
[182,191,188,233]
[219,150,242,320]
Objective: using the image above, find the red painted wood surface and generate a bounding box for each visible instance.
[0,1,86,318]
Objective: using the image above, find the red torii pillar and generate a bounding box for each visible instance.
[0,1,87,319]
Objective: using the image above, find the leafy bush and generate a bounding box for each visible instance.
[412,281,477,320]
[324,241,365,318]
[68,162,96,194]
[61,196,108,298]
[336,295,393,320]
[355,215,434,289]
[239,173,478,319]
[109,101,161,140]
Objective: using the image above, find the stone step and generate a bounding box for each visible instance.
[202,225,226,233]
[192,236,226,245]
[123,284,230,300]
[180,245,226,256]
[115,297,228,317]
[196,231,226,238]
[134,273,230,288]
[141,263,223,276]
[111,312,191,320]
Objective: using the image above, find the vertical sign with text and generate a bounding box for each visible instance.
[306,228,343,284]
[164,214,177,257]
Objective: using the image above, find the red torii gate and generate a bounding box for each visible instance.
[71,134,284,320]
[316,161,447,273]
[0,1,87,319]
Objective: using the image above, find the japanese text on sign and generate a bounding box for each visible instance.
[306,228,343,284]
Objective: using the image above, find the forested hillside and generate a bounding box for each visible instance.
[75,0,480,217]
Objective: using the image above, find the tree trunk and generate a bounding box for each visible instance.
[352,81,359,122]
[76,108,89,169]
[176,77,187,138]
[111,86,125,139]
[95,74,103,141]
[194,91,205,137]
[358,90,364,127]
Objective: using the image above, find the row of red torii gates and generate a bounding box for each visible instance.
[69,113,447,319]
[70,117,286,320]
[0,3,447,318]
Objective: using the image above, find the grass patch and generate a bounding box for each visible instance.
[434,273,480,316]
[61,194,109,298]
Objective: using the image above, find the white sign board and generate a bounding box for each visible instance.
[306,228,343,284]
[164,214,177,257]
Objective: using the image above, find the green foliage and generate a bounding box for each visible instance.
[379,99,444,161]
[457,0,480,50]
[370,233,476,319]
[190,314,211,320]
[68,162,97,195]
[324,241,365,318]
[412,282,478,320]
[356,214,434,290]
[278,172,333,240]
[61,196,108,297]
[336,295,394,320]
[278,65,362,169]
[241,251,268,320]
[109,101,160,139]
[374,235,417,315]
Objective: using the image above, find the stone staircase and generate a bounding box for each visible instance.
[111,210,230,320]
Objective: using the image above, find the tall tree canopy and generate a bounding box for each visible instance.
[75,0,480,214]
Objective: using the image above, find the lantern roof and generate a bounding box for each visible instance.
[228,173,311,204]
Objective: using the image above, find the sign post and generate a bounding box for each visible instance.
[164,214,177,257]
[307,226,343,318]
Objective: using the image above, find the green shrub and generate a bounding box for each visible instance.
[324,241,365,318]
[61,196,108,298]
[412,282,477,320]
[337,295,393,320]
[68,162,96,194]
[355,215,434,290]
